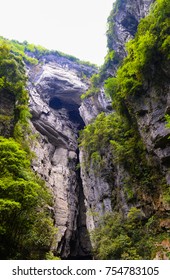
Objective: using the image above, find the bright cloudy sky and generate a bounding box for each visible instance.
[0,0,115,65]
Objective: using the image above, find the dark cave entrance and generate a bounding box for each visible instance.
[49,96,85,129]
[68,110,85,130]
[49,96,91,259]
[49,96,63,110]
[57,149,93,260]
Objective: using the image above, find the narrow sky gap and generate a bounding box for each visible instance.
[0,0,115,65]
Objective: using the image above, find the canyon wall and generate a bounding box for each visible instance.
[27,55,95,259]
[24,0,170,259]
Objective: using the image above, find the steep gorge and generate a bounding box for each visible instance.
[21,0,170,259]
[27,55,95,259]
[0,0,170,260]
[78,0,170,259]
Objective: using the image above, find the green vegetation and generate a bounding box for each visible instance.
[79,0,170,260]
[0,36,97,69]
[92,211,169,260]
[81,73,100,99]
[105,0,170,101]
[79,112,142,169]
[0,37,38,65]
[0,39,57,259]
[166,114,170,130]
[0,34,96,260]
[0,0,169,260]
[100,50,120,79]
[82,0,170,103]
[80,0,170,180]
[0,137,57,259]
[0,41,32,152]
[79,110,163,197]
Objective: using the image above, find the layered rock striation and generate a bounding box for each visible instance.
[27,55,95,259]
[107,0,155,63]
[25,0,169,259]
[78,0,161,233]
[79,0,155,125]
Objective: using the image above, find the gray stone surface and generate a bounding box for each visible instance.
[25,0,169,259]
[79,0,155,126]
[108,0,155,62]
[79,88,112,125]
[27,58,93,258]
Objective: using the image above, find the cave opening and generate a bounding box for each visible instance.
[49,96,85,130]
[49,97,63,110]
[48,96,92,259]
[68,110,85,130]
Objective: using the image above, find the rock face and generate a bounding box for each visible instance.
[127,81,170,184]
[79,87,112,125]
[79,0,155,125]
[27,55,95,259]
[25,0,169,259]
[79,149,113,231]
[107,0,155,62]
[79,0,159,233]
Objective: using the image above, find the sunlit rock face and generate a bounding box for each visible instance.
[25,0,170,260]
[79,0,170,234]
[27,55,95,259]
[79,87,112,125]
[79,0,155,126]
[107,0,155,62]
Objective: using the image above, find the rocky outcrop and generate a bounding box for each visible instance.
[107,0,155,63]
[126,81,170,185]
[79,88,112,125]
[79,149,113,231]
[27,55,95,259]
[79,0,155,126]
[25,0,169,259]
[79,0,158,230]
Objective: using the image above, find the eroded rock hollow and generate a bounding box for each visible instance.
[25,0,170,259]
[27,55,95,259]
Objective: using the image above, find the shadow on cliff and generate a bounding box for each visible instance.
[49,96,85,130]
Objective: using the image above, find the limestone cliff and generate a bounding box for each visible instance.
[79,0,154,124]
[1,0,170,260]
[79,0,156,229]
[26,55,96,259]
[107,0,155,66]
[18,0,169,259]
[78,0,170,260]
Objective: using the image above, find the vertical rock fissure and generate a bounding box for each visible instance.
[67,148,93,259]
[27,58,97,259]
[53,109,93,260]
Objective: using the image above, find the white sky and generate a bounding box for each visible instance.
[0,0,115,65]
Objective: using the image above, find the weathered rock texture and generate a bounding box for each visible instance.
[79,0,155,125]
[79,0,159,233]
[79,87,112,125]
[25,0,169,259]
[79,149,113,230]
[107,0,155,62]
[127,80,170,184]
[27,55,95,259]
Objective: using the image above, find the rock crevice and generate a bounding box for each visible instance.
[28,57,93,259]
[26,0,170,259]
